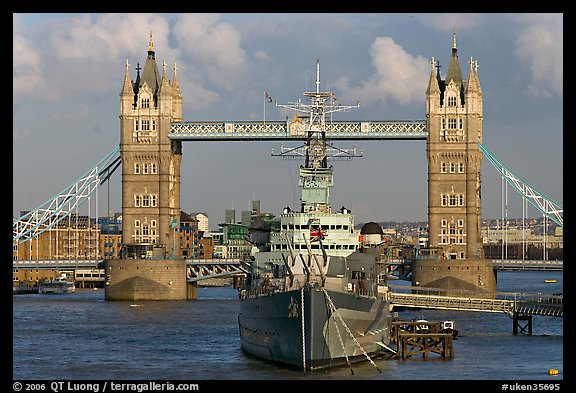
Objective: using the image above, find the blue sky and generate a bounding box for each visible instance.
[13,13,563,229]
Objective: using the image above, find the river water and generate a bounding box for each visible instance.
[12,270,564,385]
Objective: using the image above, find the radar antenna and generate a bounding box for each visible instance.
[272,59,361,213]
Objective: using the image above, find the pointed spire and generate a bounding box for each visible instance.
[466,56,482,94]
[445,31,463,87]
[120,59,133,96]
[426,56,440,95]
[159,58,171,96]
[140,33,161,96]
[172,62,182,96]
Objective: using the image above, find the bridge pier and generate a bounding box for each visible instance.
[104,259,191,301]
[411,258,497,294]
[512,313,533,335]
[187,281,198,300]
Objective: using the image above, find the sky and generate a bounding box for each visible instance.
[13,13,563,230]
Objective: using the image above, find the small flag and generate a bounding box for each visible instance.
[265,91,272,103]
[310,227,327,242]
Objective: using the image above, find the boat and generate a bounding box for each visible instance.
[440,320,459,339]
[544,279,557,283]
[238,60,394,371]
[38,273,76,294]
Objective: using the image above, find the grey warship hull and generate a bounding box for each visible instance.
[238,284,392,370]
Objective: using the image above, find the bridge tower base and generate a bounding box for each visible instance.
[104,259,192,300]
[411,258,497,294]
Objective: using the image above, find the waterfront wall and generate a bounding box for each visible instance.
[411,258,497,293]
[104,259,189,300]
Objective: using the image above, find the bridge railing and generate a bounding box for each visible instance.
[169,120,427,140]
[388,284,562,316]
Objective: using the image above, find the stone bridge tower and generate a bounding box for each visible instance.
[413,33,496,292]
[106,34,190,300]
[118,33,183,259]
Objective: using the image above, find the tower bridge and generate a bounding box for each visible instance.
[13,32,562,301]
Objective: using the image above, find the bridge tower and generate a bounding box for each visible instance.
[119,33,183,258]
[414,32,496,292]
[106,34,190,300]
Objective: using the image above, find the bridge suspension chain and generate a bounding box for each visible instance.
[13,145,121,245]
[478,142,562,227]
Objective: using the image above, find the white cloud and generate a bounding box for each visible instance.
[513,14,563,97]
[170,14,252,110]
[173,14,247,72]
[414,13,484,32]
[13,15,46,101]
[335,36,429,106]
[254,50,271,62]
[13,13,175,102]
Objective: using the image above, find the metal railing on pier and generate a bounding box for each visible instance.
[388,284,562,317]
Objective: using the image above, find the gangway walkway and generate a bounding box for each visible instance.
[388,284,563,317]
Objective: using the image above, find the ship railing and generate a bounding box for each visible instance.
[355,288,376,298]
[240,287,284,300]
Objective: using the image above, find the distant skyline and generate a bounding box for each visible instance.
[13,13,563,230]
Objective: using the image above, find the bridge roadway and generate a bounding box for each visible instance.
[387,284,563,318]
[13,259,249,283]
[15,258,562,271]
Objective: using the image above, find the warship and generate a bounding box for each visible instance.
[238,60,395,372]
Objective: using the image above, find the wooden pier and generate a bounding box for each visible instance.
[391,320,455,359]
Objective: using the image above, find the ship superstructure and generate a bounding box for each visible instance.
[260,59,362,261]
[238,60,393,372]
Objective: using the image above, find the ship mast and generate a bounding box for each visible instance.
[274,59,360,213]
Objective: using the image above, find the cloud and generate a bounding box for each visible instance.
[254,50,272,62]
[13,13,174,102]
[513,14,563,97]
[173,14,247,73]
[13,15,46,101]
[335,36,429,106]
[414,13,484,32]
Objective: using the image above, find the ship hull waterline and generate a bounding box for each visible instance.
[238,285,392,371]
